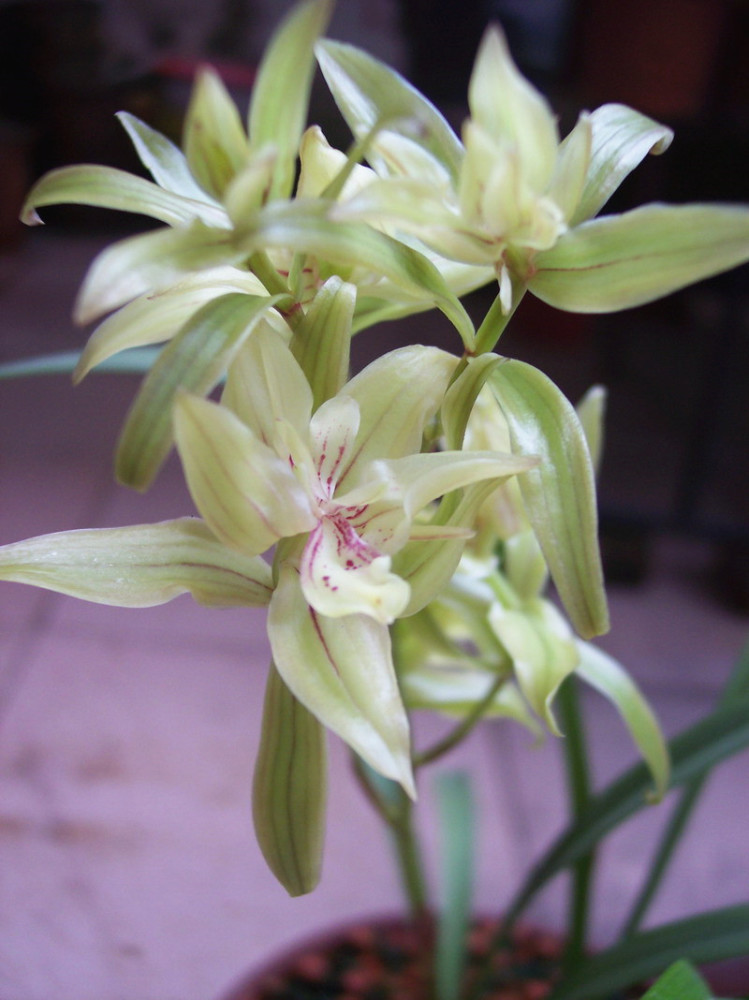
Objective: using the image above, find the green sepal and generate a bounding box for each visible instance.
[183,67,249,199]
[290,276,356,409]
[73,222,244,325]
[571,104,673,226]
[316,38,463,182]
[249,0,333,201]
[252,663,328,896]
[576,642,669,800]
[531,204,749,313]
[116,292,279,491]
[489,360,609,639]
[0,517,273,607]
[116,111,220,203]
[20,164,225,228]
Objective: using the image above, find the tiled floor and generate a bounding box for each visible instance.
[1,232,748,999]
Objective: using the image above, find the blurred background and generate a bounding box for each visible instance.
[1,2,748,998]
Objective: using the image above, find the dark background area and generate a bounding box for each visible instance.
[1,0,748,605]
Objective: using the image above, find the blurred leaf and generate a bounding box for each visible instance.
[0,348,160,379]
[549,907,749,1000]
[435,772,475,1000]
[506,695,749,923]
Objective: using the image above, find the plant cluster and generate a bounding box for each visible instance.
[2,3,748,998]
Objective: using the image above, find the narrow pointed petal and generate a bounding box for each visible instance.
[249,0,333,200]
[0,518,272,607]
[576,385,607,477]
[222,321,313,448]
[75,267,267,382]
[73,222,242,325]
[337,345,459,489]
[116,293,279,490]
[252,663,327,896]
[20,165,226,228]
[489,360,609,639]
[468,26,558,191]
[531,204,749,313]
[223,147,278,223]
[315,39,463,182]
[184,68,249,199]
[269,564,415,796]
[290,276,355,409]
[116,111,221,203]
[571,104,673,225]
[489,600,579,735]
[576,641,669,799]
[377,449,538,520]
[174,394,316,556]
[549,113,592,223]
[300,518,410,623]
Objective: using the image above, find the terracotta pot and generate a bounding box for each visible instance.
[220,916,567,1000]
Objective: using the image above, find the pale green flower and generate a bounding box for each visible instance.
[320,26,749,318]
[172,325,536,792]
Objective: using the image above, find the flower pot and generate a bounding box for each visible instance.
[220,916,567,1000]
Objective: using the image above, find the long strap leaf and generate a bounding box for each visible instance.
[505,695,749,925]
[622,638,749,936]
[548,906,749,1000]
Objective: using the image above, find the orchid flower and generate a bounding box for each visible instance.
[172,324,536,793]
[319,25,749,323]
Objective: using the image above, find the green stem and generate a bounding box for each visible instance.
[351,755,430,920]
[413,672,505,769]
[557,674,595,975]
[473,276,526,355]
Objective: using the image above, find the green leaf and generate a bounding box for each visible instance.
[0,517,273,607]
[248,0,333,200]
[20,165,227,229]
[290,276,355,409]
[0,348,160,379]
[435,772,475,1000]
[531,204,749,313]
[506,695,749,923]
[116,111,219,203]
[183,68,249,199]
[316,39,463,182]
[74,222,243,325]
[252,663,328,896]
[549,907,749,1000]
[571,104,673,226]
[637,961,715,1000]
[116,292,277,490]
[488,359,609,639]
